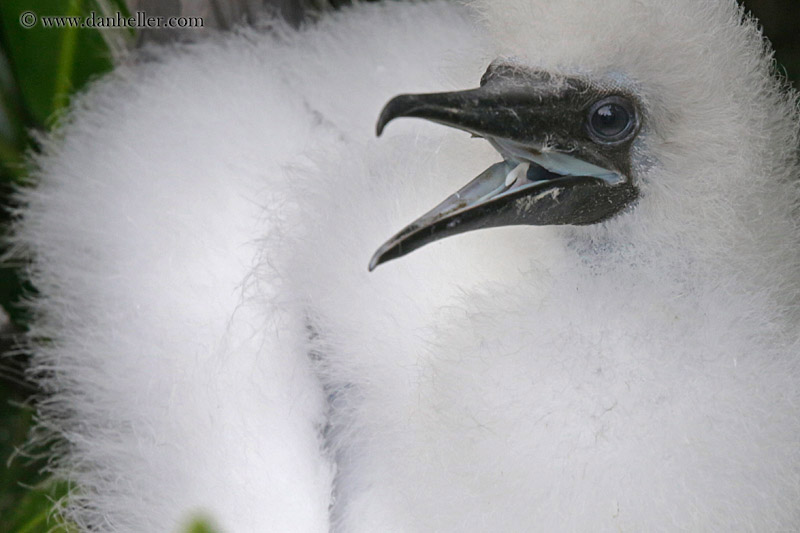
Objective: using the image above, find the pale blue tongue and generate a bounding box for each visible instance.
[527,151,622,184]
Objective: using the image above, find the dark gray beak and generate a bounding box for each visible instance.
[368,67,638,271]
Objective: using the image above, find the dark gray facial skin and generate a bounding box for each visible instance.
[368,62,643,271]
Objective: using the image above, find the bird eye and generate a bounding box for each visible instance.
[587,96,638,144]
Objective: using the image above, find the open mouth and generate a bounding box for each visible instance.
[367,63,640,271]
[465,136,625,210]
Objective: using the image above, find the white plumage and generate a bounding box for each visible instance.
[14,0,800,531]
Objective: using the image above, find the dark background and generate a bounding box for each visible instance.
[0,0,796,530]
[748,0,800,81]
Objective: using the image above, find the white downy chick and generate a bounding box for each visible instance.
[14,0,800,531]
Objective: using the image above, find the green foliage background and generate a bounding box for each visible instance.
[0,0,796,531]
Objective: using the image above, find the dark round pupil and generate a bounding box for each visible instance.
[591,103,630,138]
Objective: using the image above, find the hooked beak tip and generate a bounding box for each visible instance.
[376,93,429,137]
[376,101,399,137]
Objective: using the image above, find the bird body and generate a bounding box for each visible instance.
[15,0,800,531]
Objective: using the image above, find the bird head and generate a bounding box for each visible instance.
[369,0,800,284]
[370,62,641,270]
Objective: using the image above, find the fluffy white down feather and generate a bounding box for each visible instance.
[13,0,800,531]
